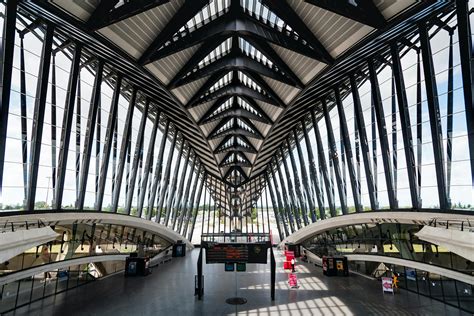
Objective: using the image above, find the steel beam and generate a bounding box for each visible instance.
[174,53,291,88]
[139,0,209,64]
[146,14,331,63]
[54,44,82,209]
[368,59,398,209]
[261,0,333,63]
[190,84,281,108]
[390,43,420,209]
[88,0,169,30]
[304,0,386,28]
[242,35,304,89]
[96,75,122,210]
[77,60,104,210]
[419,23,449,210]
[111,88,137,213]
[25,23,54,211]
[350,74,378,210]
[125,99,150,214]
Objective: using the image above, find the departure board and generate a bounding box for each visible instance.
[204,242,269,264]
[206,244,248,263]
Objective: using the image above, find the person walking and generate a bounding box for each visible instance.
[392,274,399,289]
[291,258,295,272]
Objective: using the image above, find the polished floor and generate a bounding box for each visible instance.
[9,249,468,316]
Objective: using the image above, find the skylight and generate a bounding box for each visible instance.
[169,0,231,48]
[196,38,233,71]
[206,72,233,95]
[238,71,265,94]
[209,96,234,118]
[241,0,293,33]
[237,97,261,117]
[239,38,273,69]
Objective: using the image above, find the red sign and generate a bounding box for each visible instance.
[288,273,298,288]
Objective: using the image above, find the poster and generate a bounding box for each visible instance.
[382,277,393,293]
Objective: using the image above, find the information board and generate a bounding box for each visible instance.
[204,242,269,264]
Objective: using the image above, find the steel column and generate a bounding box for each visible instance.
[76,60,104,210]
[302,118,324,221]
[125,99,150,214]
[180,161,200,235]
[368,59,398,209]
[165,137,185,226]
[172,145,191,229]
[270,164,291,235]
[96,75,122,210]
[446,31,454,201]
[137,111,160,217]
[419,23,449,210]
[189,172,207,241]
[177,153,196,232]
[51,54,57,204]
[75,73,81,201]
[390,43,421,209]
[456,0,474,197]
[25,24,54,211]
[19,35,28,204]
[0,0,18,193]
[54,44,82,209]
[111,87,137,212]
[265,172,284,241]
[416,51,422,202]
[294,128,316,222]
[287,136,309,225]
[322,99,348,215]
[275,159,296,232]
[156,127,177,223]
[350,74,378,210]
[310,109,335,218]
[334,87,362,213]
[147,119,169,220]
[280,147,302,229]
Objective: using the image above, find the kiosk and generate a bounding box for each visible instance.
[322,256,348,277]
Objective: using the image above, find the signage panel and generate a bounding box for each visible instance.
[204,242,269,264]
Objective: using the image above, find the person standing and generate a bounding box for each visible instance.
[291,258,295,272]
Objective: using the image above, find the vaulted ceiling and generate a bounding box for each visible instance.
[29,0,430,188]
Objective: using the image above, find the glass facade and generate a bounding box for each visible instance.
[302,221,474,313]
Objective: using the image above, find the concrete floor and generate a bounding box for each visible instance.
[9,249,468,316]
